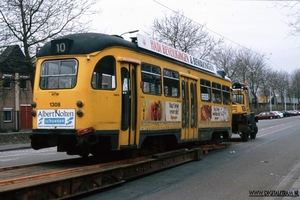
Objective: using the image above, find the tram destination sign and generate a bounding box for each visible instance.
[137,34,216,74]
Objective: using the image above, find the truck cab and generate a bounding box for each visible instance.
[231,82,258,141]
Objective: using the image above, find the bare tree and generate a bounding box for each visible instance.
[259,67,273,107]
[246,54,265,108]
[285,2,300,36]
[0,0,99,87]
[272,71,290,109]
[212,45,239,79]
[149,11,223,61]
[273,2,300,36]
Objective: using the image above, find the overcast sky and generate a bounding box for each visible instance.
[93,0,300,74]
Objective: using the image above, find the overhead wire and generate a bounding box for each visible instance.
[152,0,288,73]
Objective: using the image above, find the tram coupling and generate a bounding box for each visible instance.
[76,127,98,148]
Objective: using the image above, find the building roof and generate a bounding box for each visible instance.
[0,45,29,74]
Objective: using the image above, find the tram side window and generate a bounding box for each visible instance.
[40,59,77,89]
[92,56,116,90]
[212,82,221,103]
[222,85,230,105]
[141,63,161,95]
[200,79,211,102]
[163,69,179,97]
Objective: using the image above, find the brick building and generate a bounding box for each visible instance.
[0,45,33,132]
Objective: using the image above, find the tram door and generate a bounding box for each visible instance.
[121,63,137,147]
[181,76,198,141]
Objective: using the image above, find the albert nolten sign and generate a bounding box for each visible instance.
[37,109,75,129]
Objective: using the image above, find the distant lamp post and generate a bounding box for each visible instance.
[270,87,272,112]
[284,89,286,111]
[120,30,139,37]
[293,93,295,110]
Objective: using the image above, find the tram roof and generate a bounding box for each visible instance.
[37,33,228,79]
[37,33,138,57]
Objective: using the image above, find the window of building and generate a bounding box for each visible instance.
[92,56,116,90]
[141,63,161,95]
[163,68,179,97]
[3,75,12,89]
[20,76,28,90]
[200,79,211,102]
[3,108,12,123]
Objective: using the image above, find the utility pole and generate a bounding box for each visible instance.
[15,72,20,131]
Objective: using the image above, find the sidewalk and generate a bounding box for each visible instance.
[0,143,31,151]
[0,131,32,151]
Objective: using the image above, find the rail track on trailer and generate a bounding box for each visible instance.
[0,142,233,200]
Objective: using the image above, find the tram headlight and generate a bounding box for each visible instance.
[31,101,37,108]
[76,100,84,108]
[77,109,84,117]
[31,110,37,117]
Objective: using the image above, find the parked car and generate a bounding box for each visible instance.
[287,110,298,116]
[281,110,293,117]
[255,112,277,120]
[292,110,300,115]
[273,111,283,118]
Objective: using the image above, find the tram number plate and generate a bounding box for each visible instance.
[50,102,61,107]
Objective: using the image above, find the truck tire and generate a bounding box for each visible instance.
[250,125,258,139]
[241,132,249,142]
[250,132,256,139]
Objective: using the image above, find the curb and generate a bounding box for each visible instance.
[0,143,31,152]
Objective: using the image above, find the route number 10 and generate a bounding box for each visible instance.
[51,39,71,54]
[56,43,66,53]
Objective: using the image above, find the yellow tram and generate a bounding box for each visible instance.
[30,33,232,157]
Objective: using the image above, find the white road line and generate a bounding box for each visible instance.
[257,124,296,138]
[0,158,19,162]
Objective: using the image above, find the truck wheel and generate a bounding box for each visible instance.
[250,125,258,139]
[250,132,256,139]
[241,132,249,142]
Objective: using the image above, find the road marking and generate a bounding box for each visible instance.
[257,124,296,138]
[0,158,19,162]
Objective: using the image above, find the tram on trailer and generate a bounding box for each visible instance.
[30,33,232,157]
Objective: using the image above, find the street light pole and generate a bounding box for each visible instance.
[270,87,272,112]
[284,89,286,111]
[293,93,295,110]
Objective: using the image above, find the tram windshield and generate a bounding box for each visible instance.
[232,93,244,104]
[40,59,78,89]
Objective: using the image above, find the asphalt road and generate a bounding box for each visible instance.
[81,116,300,200]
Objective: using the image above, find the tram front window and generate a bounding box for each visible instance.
[40,59,78,89]
[233,94,244,104]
